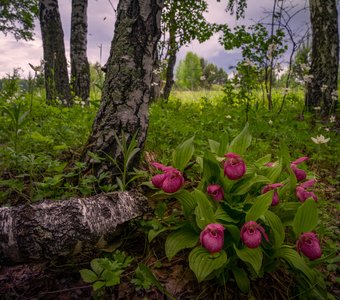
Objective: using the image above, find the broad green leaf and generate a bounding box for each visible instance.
[189,247,228,282]
[275,247,315,282]
[217,132,229,156]
[264,210,285,248]
[148,227,168,243]
[174,189,197,219]
[228,123,252,155]
[165,225,199,260]
[254,154,272,168]
[245,190,274,222]
[279,141,291,169]
[193,189,215,229]
[293,199,318,236]
[265,160,282,182]
[172,136,195,171]
[224,224,240,243]
[208,139,220,154]
[232,267,250,293]
[202,151,222,182]
[234,245,263,275]
[80,269,98,283]
[93,281,105,291]
[91,259,104,275]
[234,175,270,195]
[215,206,239,223]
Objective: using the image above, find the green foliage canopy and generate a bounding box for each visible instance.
[0,0,39,41]
[176,52,202,90]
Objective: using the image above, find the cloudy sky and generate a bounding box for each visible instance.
[0,0,317,78]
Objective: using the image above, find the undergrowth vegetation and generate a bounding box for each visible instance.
[0,83,339,298]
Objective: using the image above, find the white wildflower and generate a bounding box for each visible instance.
[313,106,321,111]
[281,87,290,95]
[151,82,159,86]
[268,120,273,125]
[329,115,336,123]
[225,115,232,119]
[200,76,206,81]
[325,128,330,132]
[311,134,330,144]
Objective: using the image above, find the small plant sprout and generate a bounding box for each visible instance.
[311,134,330,144]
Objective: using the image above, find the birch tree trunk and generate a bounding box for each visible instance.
[71,0,90,103]
[0,191,148,264]
[82,0,163,177]
[39,0,71,105]
[306,0,339,115]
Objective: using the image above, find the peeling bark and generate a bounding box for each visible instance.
[39,0,71,104]
[71,0,90,103]
[0,191,148,264]
[306,0,339,115]
[82,0,164,177]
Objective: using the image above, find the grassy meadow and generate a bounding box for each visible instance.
[0,85,339,298]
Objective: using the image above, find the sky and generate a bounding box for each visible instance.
[0,0,317,78]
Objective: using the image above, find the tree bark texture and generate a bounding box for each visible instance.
[306,0,339,114]
[82,0,163,177]
[39,0,71,105]
[0,191,148,264]
[71,0,90,103]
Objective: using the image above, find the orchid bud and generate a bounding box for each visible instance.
[224,153,246,180]
[291,157,309,181]
[296,179,318,202]
[207,184,224,202]
[200,224,225,254]
[240,221,269,248]
[296,232,322,260]
[261,183,284,206]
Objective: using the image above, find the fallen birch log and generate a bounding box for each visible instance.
[0,191,148,264]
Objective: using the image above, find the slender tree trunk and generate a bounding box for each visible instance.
[71,0,90,104]
[162,29,177,101]
[306,0,339,115]
[82,0,163,177]
[39,0,71,105]
[0,191,148,264]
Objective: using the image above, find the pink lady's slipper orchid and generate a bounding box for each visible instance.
[224,152,246,180]
[291,157,309,181]
[207,184,224,202]
[240,221,269,248]
[200,224,225,254]
[297,232,322,260]
[151,162,184,193]
[296,179,318,203]
[261,183,284,206]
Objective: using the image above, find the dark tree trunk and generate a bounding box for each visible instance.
[0,191,148,264]
[306,0,339,115]
[162,35,177,101]
[39,0,71,105]
[82,0,163,177]
[71,0,90,103]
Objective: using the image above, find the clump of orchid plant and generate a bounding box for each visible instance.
[148,123,324,294]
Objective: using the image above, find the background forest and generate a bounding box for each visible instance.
[0,0,339,299]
